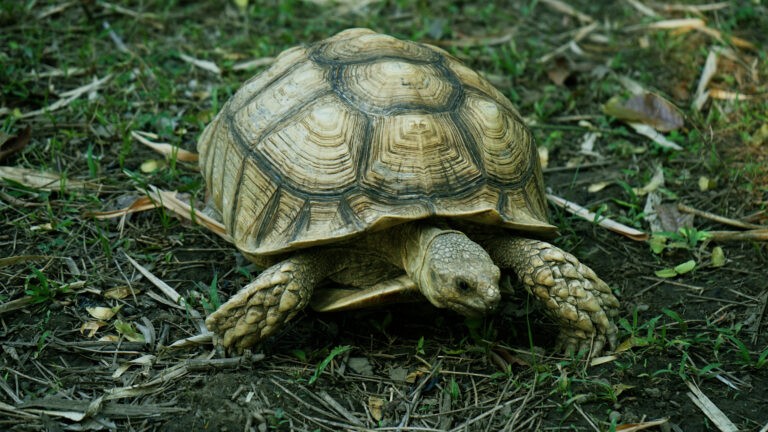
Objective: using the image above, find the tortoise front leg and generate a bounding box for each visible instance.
[482,236,620,356]
[206,251,343,353]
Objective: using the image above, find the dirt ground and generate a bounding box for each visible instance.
[1,1,767,431]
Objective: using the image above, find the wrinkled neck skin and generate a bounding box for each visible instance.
[354,223,453,275]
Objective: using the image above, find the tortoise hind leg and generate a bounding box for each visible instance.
[206,251,343,353]
[482,236,620,356]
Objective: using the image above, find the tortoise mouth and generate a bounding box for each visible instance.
[447,296,498,318]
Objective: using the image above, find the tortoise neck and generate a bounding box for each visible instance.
[356,223,460,279]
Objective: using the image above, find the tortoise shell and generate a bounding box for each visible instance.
[197,28,556,256]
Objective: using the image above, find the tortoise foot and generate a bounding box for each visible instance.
[205,260,312,354]
[484,237,620,356]
[521,240,619,356]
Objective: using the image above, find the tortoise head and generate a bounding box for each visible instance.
[417,231,501,317]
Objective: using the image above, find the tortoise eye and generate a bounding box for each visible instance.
[456,279,472,293]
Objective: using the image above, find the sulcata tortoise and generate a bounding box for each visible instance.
[198,28,619,355]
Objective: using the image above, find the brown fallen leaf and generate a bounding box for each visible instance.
[0,255,49,267]
[368,396,384,422]
[0,166,102,191]
[655,203,694,233]
[80,320,108,337]
[87,195,156,219]
[104,286,139,300]
[604,92,684,132]
[131,131,199,162]
[615,417,669,431]
[0,125,31,163]
[709,89,753,101]
[86,306,119,320]
[546,57,572,86]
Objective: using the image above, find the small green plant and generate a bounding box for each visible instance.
[308,345,352,385]
[654,259,697,278]
[756,347,768,369]
[445,377,461,400]
[464,316,497,346]
[649,227,712,254]
[25,269,68,304]
[86,143,100,178]
[268,407,289,430]
[415,336,426,355]
[36,329,51,357]
[199,273,222,314]
[291,349,307,363]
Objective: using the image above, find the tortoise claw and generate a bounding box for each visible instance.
[555,322,617,358]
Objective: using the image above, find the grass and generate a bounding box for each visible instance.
[1,0,767,431]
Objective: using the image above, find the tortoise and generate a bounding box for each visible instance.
[198,28,619,356]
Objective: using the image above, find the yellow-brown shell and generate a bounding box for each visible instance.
[198,28,556,256]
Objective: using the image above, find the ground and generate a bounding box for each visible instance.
[1,1,767,431]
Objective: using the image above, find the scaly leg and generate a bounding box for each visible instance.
[206,251,342,353]
[482,236,620,356]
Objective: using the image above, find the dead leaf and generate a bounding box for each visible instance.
[540,0,594,23]
[0,125,31,163]
[80,320,107,337]
[368,396,384,421]
[626,123,683,150]
[615,417,669,431]
[104,286,138,299]
[644,18,706,30]
[692,50,717,111]
[615,336,649,353]
[131,131,199,162]
[655,203,694,233]
[546,57,572,86]
[86,306,119,320]
[87,196,156,220]
[405,367,429,384]
[146,186,229,242]
[698,176,716,191]
[17,74,112,119]
[633,165,664,196]
[588,181,612,193]
[537,146,549,169]
[140,159,165,173]
[0,166,102,191]
[709,89,753,101]
[178,53,221,75]
[347,357,374,376]
[696,26,757,51]
[0,255,49,267]
[686,381,739,432]
[612,383,635,397]
[604,93,684,132]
